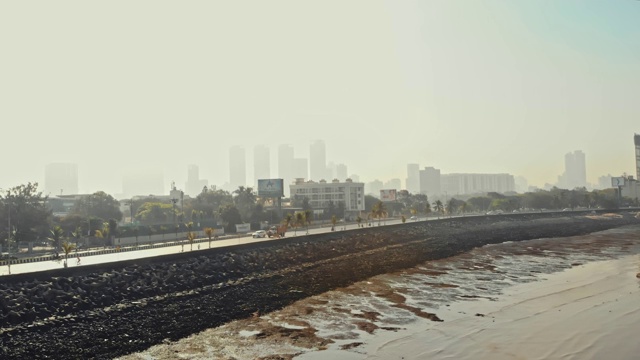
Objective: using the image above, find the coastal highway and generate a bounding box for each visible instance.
[0,217,411,276]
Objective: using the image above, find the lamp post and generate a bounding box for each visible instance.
[171,197,178,240]
[7,190,11,275]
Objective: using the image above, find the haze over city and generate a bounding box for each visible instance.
[1,1,639,196]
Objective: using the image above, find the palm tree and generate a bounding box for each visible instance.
[424,202,432,218]
[283,213,293,234]
[71,226,82,251]
[47,225,65,251]
[433,200,444,218]
[94,229,103,248]
[304,209,313,235]
[101,222,110,248]
[186,231,196,251]
[371,201,387,226]
[204,227,214,248]
[60,241,76,268]
[294,212,305,235]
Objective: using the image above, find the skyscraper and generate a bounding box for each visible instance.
[635,134,640,180]
[336,163,348,181]
[122,167,164,197]
[419,167,441,197]
[278,144,294,184]
[292,158,308,180]
[559,150,586,189]
[45,163,79,195]
[406,163,420,194]
[185,164,208,197]
[310,140,328,181]
[229,146,246,189]
[253,145,270,185]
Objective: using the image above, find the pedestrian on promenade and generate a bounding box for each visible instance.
[76,255,81,265]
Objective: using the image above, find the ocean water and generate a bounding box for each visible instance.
[119,224,640,360]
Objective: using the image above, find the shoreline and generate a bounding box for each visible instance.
[121,224,640,360]
[365,254,640,360]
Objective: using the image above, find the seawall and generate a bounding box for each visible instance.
[1,212,638,359]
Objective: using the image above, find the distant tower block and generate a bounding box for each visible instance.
[635,134,640,180]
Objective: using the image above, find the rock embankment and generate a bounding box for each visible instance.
[1,213,638,359]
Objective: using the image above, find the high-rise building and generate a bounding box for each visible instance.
[122,168,164,197]
[441,173,515,195]
[229,146,246,189]
[635,134,640,180]
[384,178,402,190]
[278,144,294,184]
[185,164,208,197]
[336,164,348,181]
[310,140,328,181]
[419,167,441,197]
[45,163,79,195]
[365,179,384,196]
[558,150,586,189]
[292,158,308,180]
[253,145,270,185]
[406,163,420,194]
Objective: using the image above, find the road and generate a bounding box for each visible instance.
[0,217,409,276]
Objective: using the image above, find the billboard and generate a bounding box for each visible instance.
[380,189,397,202]
[258,178,284,197]
[611,177,625,187]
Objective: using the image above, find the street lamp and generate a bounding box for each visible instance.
[171,197,179,240]
[6,190,12,275]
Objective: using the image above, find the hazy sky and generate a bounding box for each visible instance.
[2,1,639,196]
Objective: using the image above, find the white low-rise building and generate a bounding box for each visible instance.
[290,178,365,218]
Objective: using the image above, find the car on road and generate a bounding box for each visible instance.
[252,230,267,238]
[410,216,417,221]
[1,252,18,260]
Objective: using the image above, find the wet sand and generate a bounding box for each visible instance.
[120,224,640,360]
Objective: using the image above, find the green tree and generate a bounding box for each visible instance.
[304,209,313,234]
[186,188,232,223]
[71,191,123,222]
[233,186,257,223]
[356,215,362,228]
[364,195,379,212]
[424,202,432,217]
[331,215,337,231]
[283,213,293,230]
[60,240,76,268]
[294,211,305,235]
[134,202,174,225]
[47,225,65,251]
[218,204,243,233]
[371,201,388,226]
[433,200,444,218]
[1,183,51,246]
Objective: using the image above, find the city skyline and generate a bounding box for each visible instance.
[1,2,639,195]
[34,140,635,199]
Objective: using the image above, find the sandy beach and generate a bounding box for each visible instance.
[121,224,640,360]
